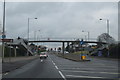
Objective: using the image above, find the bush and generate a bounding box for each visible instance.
[109,43,119,59]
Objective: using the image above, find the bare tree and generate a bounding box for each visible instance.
[97,33,115,44]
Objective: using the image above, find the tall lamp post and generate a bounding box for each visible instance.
[99,18,110,57]
[2,0,6,62]
[82,30,90,41]
[28,18,37,41]
[37,30,40,41]
[34,29,40,41]
[99,19,110,35]
[27,17,37,55]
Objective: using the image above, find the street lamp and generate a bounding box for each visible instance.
[28,18,37,41]
[38,30,41,40]
[99,18,110,57]
[27,17,37,55]
[82,30,90,41]
[2,0,6,62]
[34,29,40,41]
[99,18,110,35]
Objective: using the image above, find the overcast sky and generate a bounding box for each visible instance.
[0,1,118,43]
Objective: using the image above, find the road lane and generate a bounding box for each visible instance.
[2,55,62,78]
[2,53,119,80]
[49,53,119,80]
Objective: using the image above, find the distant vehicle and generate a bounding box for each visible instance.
[64,51,69,54]
[40,52,48,59]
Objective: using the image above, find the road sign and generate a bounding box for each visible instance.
[2,35,6,39]
[80,40,84,45]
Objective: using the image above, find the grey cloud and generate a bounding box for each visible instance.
[4,2,118,41]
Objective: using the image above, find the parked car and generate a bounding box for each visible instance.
[40,52,48,59]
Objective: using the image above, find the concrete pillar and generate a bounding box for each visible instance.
[62,42,65,55]
[67,42,70,52]
[14,46,17,57]
[72,42,74,52]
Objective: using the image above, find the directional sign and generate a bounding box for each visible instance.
[80,41,84,45]
[2,35,6,39]
[80,39,84,45]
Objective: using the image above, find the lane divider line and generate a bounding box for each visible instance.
[59,71,66,80]
[53,63,56,66]
[55,66,59,70]
[49,55,66,80]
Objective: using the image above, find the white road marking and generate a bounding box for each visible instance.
[52,60,54,63]
[4,73,8,75]
[61,70,120,74]
[55,66,59,70]
[60,67,117,71]
[59,71,66,80]
[53,63,56,65]
[66,75,107,79]
[49,55,66,80]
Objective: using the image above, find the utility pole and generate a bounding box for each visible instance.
[82,30,90,41]
[107,19,109,35]
[27,18,37,56]
[2,0,6,62]
[99,19,110,35]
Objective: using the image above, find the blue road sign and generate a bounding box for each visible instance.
[80,40,84,45]
[80,41,83,45]
[2,35,6,39]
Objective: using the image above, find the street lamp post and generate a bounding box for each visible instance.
[2,0,6,62]
[82,30,89,41]
[36,30,40,45]
[28,18,37,41]
[38,30,40,41]
[99,19,110,35]
[34,30,36,41]
[99,18,110,57]
[27,17,37,56]
[34,29,40,41]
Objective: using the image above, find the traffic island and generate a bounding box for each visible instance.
[56,52,91,62]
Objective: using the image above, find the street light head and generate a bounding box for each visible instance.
[99,19,102,20]
[35,18,37,19]
[82,30,84,32]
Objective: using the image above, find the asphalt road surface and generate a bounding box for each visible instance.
[2,53,119,80]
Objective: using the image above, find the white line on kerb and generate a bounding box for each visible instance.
[59,71,66,80]
[66,75,106,79]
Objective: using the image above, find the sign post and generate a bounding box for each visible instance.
[80,39,83,60]
[2,35,6,39]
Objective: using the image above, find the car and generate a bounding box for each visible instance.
[64,51,69,54]
[40,52,48,59]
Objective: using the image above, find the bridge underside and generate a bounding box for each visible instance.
[29,40,107,55]
[29,40,107,44]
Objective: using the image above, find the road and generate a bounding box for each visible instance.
[2,53,119,80]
